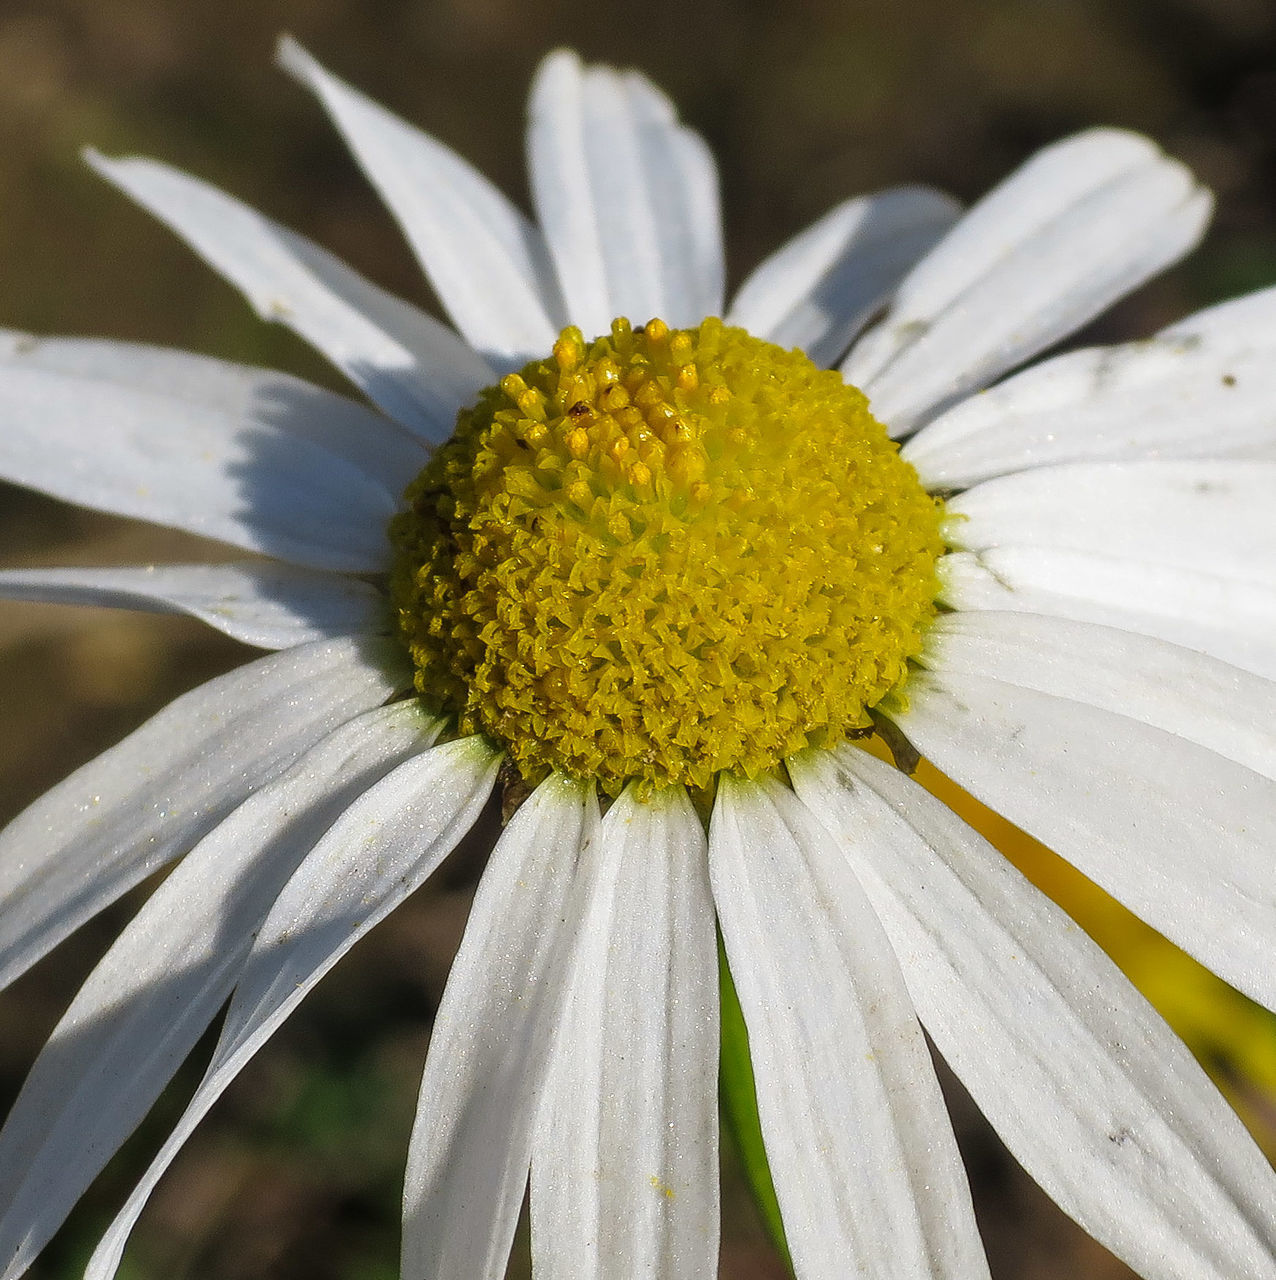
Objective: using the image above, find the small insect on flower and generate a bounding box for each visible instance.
[1,36,1276,1280]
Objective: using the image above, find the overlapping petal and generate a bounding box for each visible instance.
[904,285,1276,487]
[920,611,1276,781]
[0,636,406,992]
[401,774,598,1279]
[278,37,562,366]
[945,460,1276,584]
[0,331,423,571]
[528,50,723,337]
[891,668,1276,1015]
[0,704,439,1280]
[83,735,500,1280]
[939,547,1276,680]
[791,745,1276,1280]
[844,128,1211,434]
[710,774,988,1280]
[531,785,719,1279]
[87,151,493,442]
[727,186,959,367]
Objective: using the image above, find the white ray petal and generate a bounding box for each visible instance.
[710,774,988,1280]
[87,151,493,442]
[527,50,724,336]
[531,785,718,1280]
[891,668,1276,1014]
[0,562,384,649]
[843,128,1211,435]
[0,703,439,1280]
[0,635,405,992]
[791,745,1276,1280]
[904,284,1276,487]
[921,611,1276,781]
[278,37,560,366]
[946,460,1276,585]
[401,773,599,1279]
[0,331,423,571]
[726,187,960,366]
[939,547,1276,681]
[83,735,500,1280]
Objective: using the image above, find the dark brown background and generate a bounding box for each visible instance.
[2,0,1276,1275]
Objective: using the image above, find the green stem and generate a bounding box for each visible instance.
[718,936,793,1272]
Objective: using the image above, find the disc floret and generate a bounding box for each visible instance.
[389,317,944,795]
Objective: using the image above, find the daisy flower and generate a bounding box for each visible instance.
[2,38,1276,1280]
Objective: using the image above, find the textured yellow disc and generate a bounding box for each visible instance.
[389,317,944,795]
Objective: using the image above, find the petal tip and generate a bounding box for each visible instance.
[275,32,317,83]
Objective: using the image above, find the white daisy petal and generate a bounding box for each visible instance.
[946,460,1276,583]
[531,785,718,1280]
[791,745,1276,1280]
[527,50,724,336]
[922,610,1276,781]
[725,187,960,366]
[0,562,385,649]
[939,548,1276,681]
[0,331,423,571]
[844,128,1212,434]
[83,735,500,1280]
[86,151,493,442]
[0,635,405,992]
[904,285,1276,487]
[0,703,439,1280]
[277,37,560,366]
[710,774,988,1280]
[401,773,599,1279]
[891,668,1276,1014]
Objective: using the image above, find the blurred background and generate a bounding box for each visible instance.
[2,0,1276,1275]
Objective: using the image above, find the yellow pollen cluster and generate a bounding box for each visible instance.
[389,317,944,795]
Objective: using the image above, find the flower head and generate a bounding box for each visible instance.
[2,39,1276,1280]
[390,315,943,793]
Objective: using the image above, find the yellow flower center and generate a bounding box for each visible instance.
[389,317,944,795]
